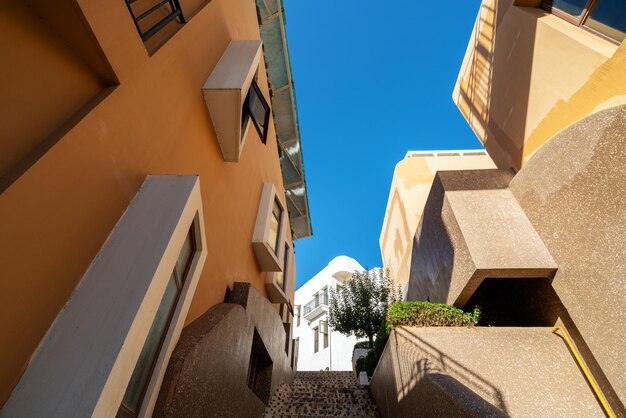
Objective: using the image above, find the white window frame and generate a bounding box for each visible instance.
[202,40,268,162]
[252,183,287,272]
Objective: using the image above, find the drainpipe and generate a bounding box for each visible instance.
[329,321,332,371]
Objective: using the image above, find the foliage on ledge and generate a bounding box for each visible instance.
[386,301,481,328]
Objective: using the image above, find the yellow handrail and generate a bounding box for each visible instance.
[552,326,615,418]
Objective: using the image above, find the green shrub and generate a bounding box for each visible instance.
[355,321,390,378]
[387,301,480,328]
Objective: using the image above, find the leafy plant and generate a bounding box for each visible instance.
[329,268,401,346]
[386,301,481,328]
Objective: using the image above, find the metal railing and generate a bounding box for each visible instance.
[303,292,328,315]
[552,327,615,418]
[125,0,186,42]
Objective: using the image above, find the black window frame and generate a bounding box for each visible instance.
[124,0,186,44]
[242,78,271,144]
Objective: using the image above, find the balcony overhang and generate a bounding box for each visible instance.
[256,0,312,240]
[303,303,327,321]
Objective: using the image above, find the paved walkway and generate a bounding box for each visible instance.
[264,371,379,417]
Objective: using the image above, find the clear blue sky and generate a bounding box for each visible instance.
[285,0,484,289]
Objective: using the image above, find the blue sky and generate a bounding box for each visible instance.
[285,0,484,288]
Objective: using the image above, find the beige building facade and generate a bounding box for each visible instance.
[373,1,626,417]
[0,0,309,416]
[380,150,495,294]
[453,0,626,171]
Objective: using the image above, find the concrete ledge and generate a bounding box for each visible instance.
[407,169,557,306]
[370,327,604,417]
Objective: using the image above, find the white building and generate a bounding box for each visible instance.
[293,256,366,371]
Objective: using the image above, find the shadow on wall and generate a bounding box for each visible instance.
[406,170,512,304]
[405,176,455,303]
[371,326,508,418]
[455,0,537,171]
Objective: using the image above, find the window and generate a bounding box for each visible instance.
[268,199,283,256]
[118,226,196,418]
[292,338,299,369]
[202,40,265,162]
[541,0,626,41]
[253,183,287,272]
[125,0,185,47]
[321,321,329,349]
[265,242,292,304]
[246,329,273,405]
[313,326,319,353]
[295,305,301,327]
[242,79,271,144]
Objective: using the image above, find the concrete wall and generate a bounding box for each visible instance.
[380,152,495,295]
[370,327,603,417]
[293,257,364,371]
[154,283,295,417]
[0,0,295,406]
[453,0,626,171]
[510,105,626,413]
[405,169,556,305]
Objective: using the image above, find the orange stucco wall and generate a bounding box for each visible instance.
[0,0,293,405]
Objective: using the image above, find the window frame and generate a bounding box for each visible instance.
[313,326,319,353]
[253,183,288,273]
[242,78,271,144]
[118,225,197,418]
[320,320,329,349]
[540,0,624,43]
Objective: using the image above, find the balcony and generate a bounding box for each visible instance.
[303,292,328,321]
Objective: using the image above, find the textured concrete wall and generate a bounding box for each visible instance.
[380,153,495,295]
[510,105,626,413]
[406,169,556,306]
[370,327,603,417]
[154,283,294,417]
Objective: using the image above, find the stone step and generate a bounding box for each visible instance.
[264,372,380,418]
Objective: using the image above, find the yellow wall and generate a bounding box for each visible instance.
[380,153,495,294]
[0,0,293,405]
[453,0,626,171]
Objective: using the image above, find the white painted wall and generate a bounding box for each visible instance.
[293,256,367,371]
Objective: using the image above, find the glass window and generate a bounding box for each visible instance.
[242,79,270,144]
[118,226,196,418]
[543,0,588,16]
[120,274,178,415]
[175,227,195,283]
[313,327,319,353]
[267,199,282,254]
[585,0,626,41]
[541,0,625,42]
[296,305,301,327]
[274,244,289,291]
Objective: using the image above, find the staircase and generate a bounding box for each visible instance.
[264,371,380,417]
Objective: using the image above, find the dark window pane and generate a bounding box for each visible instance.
[543,0,589,16]
[268,199,282,254]
[586,0,626,41]
[121,275,178,414]
[244,79,270,143]
[175,228,195,284]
